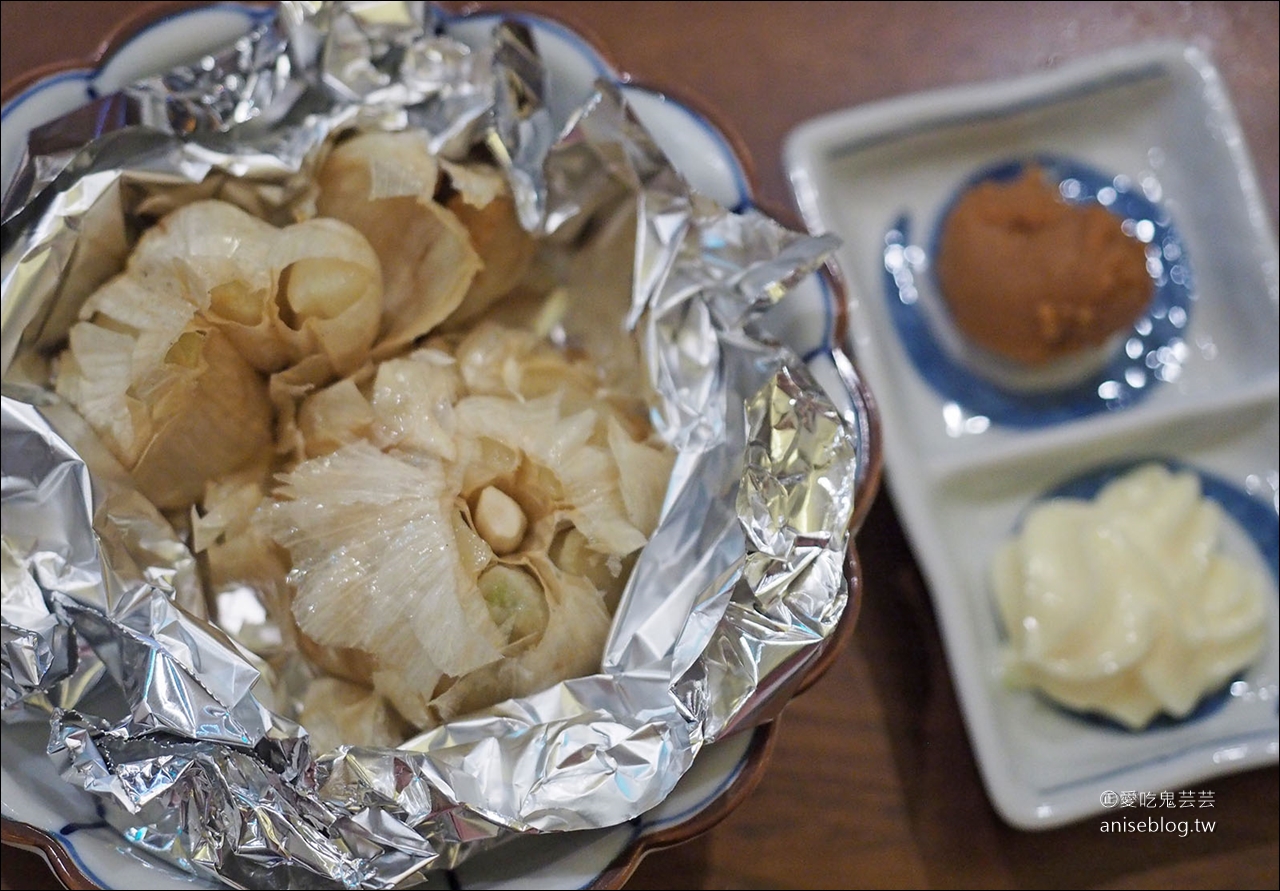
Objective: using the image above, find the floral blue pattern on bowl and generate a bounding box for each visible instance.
[0,4,851,888]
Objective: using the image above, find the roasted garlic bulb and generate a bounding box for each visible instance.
[53,136,672,746]
[315,130,535,353]
[266,325,674,729]
[56,200,382,508]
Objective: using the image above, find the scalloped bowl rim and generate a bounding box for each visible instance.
[0,3,876,889]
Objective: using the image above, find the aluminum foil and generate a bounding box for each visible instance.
[1,2,871,887]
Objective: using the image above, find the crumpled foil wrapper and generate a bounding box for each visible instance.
[0,2,873,887]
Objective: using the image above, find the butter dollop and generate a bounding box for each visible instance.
[993,463,1270,728]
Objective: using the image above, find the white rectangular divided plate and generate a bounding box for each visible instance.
[785,42,1279,829]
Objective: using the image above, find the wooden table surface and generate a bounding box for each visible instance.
[1,2,1276,889]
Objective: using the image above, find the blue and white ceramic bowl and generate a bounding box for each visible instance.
[0,3,875,887]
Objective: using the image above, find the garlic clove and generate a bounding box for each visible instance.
[473,486,528,556]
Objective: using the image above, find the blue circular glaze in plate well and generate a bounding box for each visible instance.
[882,155,1194,428]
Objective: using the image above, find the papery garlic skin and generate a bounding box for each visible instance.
[443,179,537,327]
[298,676,412,753]
[267,442,503,694]
[191,465,286,596]
[55,200,383,509]
[59,321,273,510]
[993,464,1270,728]
[315,131,483,353]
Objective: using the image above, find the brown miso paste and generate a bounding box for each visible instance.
[936,166,1153,366]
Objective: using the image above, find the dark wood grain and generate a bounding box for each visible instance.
[3,3,1277,889]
